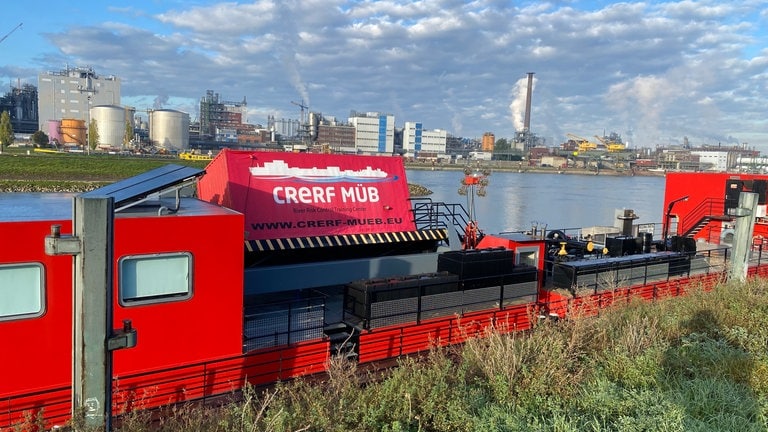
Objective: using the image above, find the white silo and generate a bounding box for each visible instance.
[90,105,126,149]
[149,109,190,151]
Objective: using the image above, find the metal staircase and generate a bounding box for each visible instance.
[680,198,732,238]
[410,197,472,246]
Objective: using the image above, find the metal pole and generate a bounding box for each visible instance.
[730,192,757,283]
[663,195,689,248]
[75,196,114,428]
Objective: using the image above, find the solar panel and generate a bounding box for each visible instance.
[79,164,205,209]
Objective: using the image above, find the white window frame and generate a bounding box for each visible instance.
[119,252,193,306]
[0,263,45,321]
[515,246,539,268]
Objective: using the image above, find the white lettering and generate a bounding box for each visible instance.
[273,186,286,204]
[341,185,380,203]
[367,187,380,202]
[272,186,338,204]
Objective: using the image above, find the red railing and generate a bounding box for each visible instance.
[7,252,768,431]
[679,198,727,240]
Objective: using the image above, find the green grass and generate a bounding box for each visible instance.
[0,150,207,192]
[0,148,433,195]
[65,278,768,431]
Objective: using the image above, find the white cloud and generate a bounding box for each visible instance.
[3,0,766,150]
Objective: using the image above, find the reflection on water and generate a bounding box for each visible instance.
[0,174,666,235]
[0,193,75,221]
[406,170,665,234]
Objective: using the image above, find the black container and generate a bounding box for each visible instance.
[606,236,637,257]
[437,247,514,279]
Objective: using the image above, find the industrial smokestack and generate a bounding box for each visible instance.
[523,72,534,132]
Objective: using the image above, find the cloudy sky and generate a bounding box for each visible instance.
[1,0,766,150]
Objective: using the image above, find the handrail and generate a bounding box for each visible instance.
[679,198,727,237]
[410,197,471,241]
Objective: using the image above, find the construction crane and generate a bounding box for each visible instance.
[594,135,625,152]
[0,23,23,45]
[566,133,597,152]
[290,100,309,125]
[290,99,311,144]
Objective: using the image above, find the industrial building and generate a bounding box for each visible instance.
[315,123,355,153]
[481,132,495,152]
[37,66,121,130]
[348,111,395,155]
[199,90,247,140]
[0,83,38,134]
[306,112,356,153]
[402,121,447,159]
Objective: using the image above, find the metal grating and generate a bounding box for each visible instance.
[246,228,447,252]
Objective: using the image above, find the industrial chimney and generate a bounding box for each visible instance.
[523,72,534,132]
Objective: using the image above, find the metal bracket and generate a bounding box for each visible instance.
[107,320,137,351]
[44,224,81,256]
[728,207,752,218]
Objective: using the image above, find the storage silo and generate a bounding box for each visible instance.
[149,109,190,151]
[60,119,86,147]
[90,105,126,149]
[47,120,62,145]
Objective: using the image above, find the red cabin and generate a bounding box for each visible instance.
[0,166,245,428]
[6,154,768,430]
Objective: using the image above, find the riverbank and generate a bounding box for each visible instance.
[405,161,665,177]
[0,151,658,195]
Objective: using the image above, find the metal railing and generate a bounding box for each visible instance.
[679,198,728,239]
[410,197,471,240]
[545,245,732,295]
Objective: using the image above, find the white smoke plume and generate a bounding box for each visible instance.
[153,94,169,109]
[281,52,310,109]
[509,75,535,132]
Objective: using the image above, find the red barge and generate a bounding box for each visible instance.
[3,150,768,429]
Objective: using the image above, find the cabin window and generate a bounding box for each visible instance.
[516,246,539,268]
[119,252,192,305]
[0,263,44,321]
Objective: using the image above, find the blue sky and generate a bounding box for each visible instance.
[1,0,767,150]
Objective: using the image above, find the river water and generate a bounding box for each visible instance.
[406,169,666,234]
[0,170,666,236]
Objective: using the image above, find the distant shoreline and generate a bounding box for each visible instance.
[404,162,666,177]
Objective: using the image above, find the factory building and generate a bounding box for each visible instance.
[316,123,356,153]
[481,132,495,152]
[37,66,121,129]
[348,111,395,155]
[0,84,38,134]
[199,90,247,140]
[402,121,447,159]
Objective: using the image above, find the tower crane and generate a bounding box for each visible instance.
[290,100,308,125]
[290,99,310,145]
[0,23,23,45]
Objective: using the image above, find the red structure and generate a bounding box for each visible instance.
[3,156,768,430]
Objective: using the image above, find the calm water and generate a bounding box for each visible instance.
[406,169,666,234]
[0,172,666,235]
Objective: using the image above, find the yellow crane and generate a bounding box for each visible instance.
[566,133,597,152]
[594,135,625,152]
